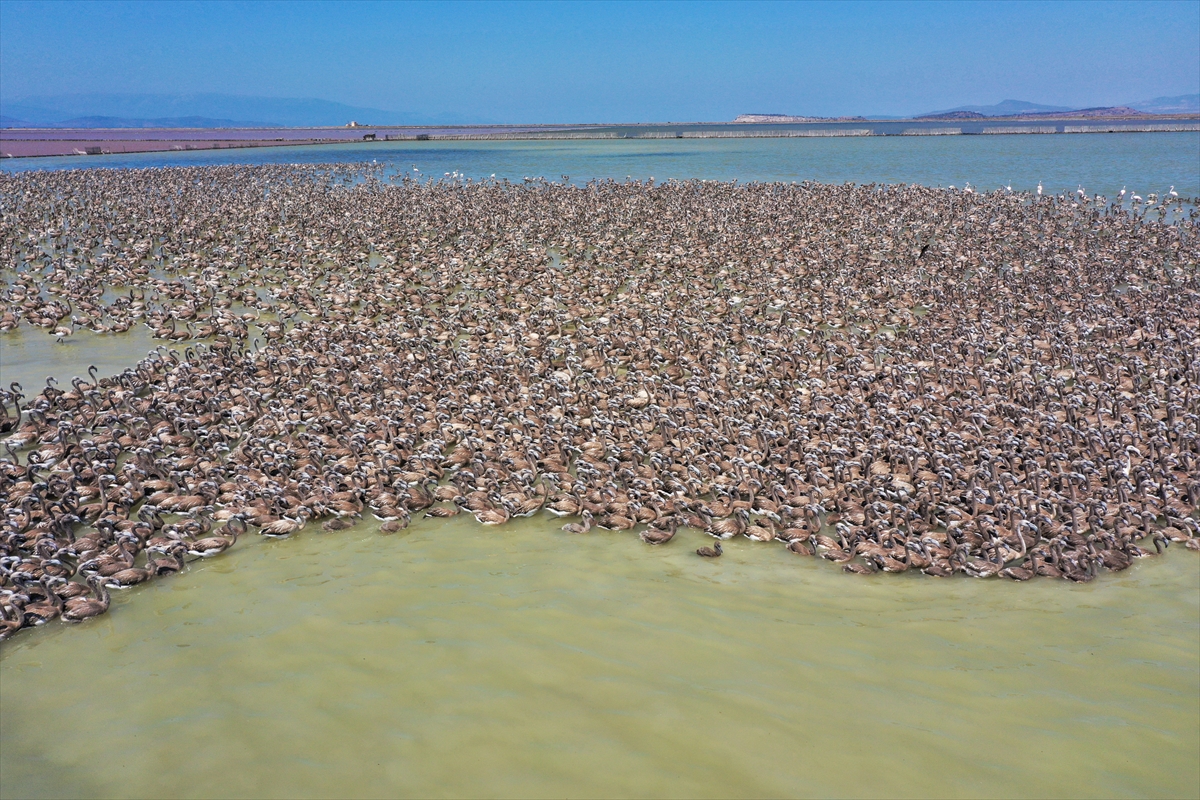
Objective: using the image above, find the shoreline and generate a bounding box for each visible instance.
[2,117,1198,159]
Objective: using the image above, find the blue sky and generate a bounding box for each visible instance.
[1,0,1197,122]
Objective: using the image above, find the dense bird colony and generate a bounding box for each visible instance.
[1,165,1198,638]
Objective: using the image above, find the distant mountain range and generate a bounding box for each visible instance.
[915,105,1146,121]
[0,114,283,129]
[2,91,1196,129]
[1127,94,1200,114]
[916,95,1198,119]
[918,99,1073,117]
[742,95,1199,123]
[0,93,488,128]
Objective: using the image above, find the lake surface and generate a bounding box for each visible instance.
[2,136,1199,799]
[2,131,1198,200]
[2,514,1197,799]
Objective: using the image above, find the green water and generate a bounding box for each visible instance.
[3,139,1200,796]
[0,324,164,392]
[1,510,1198,799]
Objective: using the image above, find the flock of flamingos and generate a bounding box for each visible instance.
[1,164,1197,638]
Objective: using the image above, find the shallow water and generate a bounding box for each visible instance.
[3,132,1198,199]
[3,145,1199,797]
[0,324,165,393]
[2,513,1197,799]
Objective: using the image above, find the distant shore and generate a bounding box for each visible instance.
[2,116,1197,159]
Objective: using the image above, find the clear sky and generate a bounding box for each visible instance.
[1,0,1197,122]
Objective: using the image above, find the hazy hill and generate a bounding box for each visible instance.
[919,99,1074,117]
[1007,106,1145,119]
[2,115,282,129]
[0,93,485,127]
[1126,94,1199,114]
[917,105,1151,121]
[918,96,1197,119]
[913,110,986,120]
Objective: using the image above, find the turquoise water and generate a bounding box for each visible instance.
[2,132,1197,199]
